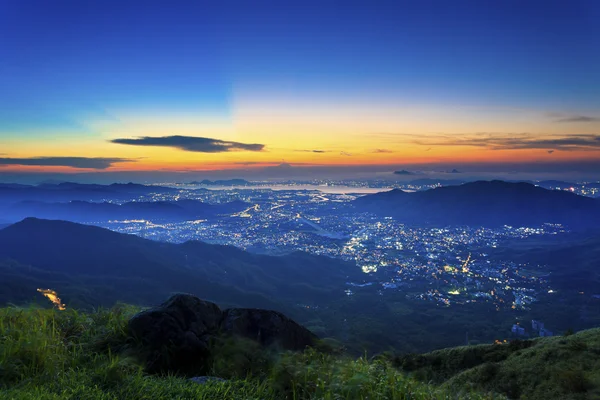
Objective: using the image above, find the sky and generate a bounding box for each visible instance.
[1,0,599,182]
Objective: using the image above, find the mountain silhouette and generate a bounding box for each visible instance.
[354,180,600,229]
[0,218,361,310]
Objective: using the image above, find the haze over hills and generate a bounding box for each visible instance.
[0,218,362,311]
[3,199,250,223]
[189,179,252,186]
[354,180,600,229]
[0,182,178,204]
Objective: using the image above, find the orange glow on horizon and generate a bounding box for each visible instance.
[1,146,598,174]
[2,100,599,173]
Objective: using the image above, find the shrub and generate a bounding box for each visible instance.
[557,369,591,393]
[564,328,575,336]
[476,363,498,383]
[497,372,521,399]
[209,335,275,378]
[0,306,497,400]
[567,338,588,351]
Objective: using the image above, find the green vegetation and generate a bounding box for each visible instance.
[393,329,600,399]
[0,305,498,400]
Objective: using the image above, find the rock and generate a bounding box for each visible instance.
[189,376,227,385]
[128,294,222,373]
[221,308,317,350]
[128,294,317,374]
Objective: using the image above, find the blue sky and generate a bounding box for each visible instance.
[3,0,599,124]
[0,0,599,180]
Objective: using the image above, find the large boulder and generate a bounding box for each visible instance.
[128,294,317,374]
[128,294,222,373]
[221,308,317,350]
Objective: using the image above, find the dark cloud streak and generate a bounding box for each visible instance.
[555,115,600,123]
[409,133,600,151]
[295,149,329,153]
[111,135,265,153]
[0,157,133,169]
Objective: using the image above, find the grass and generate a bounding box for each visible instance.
[394,329,600,399]
[0,305,499,400]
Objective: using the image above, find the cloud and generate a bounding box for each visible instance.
[394,170,414,175]
[232,161,305,166]
[111,135,265,153]
[0,157,133,169]
[295,149,329,153]
[372,149,393,153]
[340,151,353,156]
[403,133,600,152]
[547,150,555,154]
[555,115,600,123]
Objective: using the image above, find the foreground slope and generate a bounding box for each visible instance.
[3,301,599,399]
[0,303,497,400]
[354,180,600,229]
[394,328,600,399]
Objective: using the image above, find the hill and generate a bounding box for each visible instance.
[0,218,362,311]
[0,301,496,400]
[354,180,600,229]
[393,328,600,399]
[4,298,600,399]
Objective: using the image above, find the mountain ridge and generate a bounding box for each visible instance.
[354,180,600,229]
[0,218,362,310]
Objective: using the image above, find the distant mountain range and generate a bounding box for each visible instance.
[0,218,361,311]
[2,199,250,223]
[0,182,177,204]
[189,179,251,186]
[398,178,599,191]
[354,180,600,229]
[405,178,466,186]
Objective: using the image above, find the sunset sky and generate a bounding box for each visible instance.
[1,0,599,181]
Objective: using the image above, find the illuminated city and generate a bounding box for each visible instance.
[91,183,570,312]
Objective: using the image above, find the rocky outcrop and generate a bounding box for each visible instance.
[128,294,317,373]
[128,294,223,373]
[221,308,317,351]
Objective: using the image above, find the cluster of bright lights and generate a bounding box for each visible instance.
[37,288,66,310]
